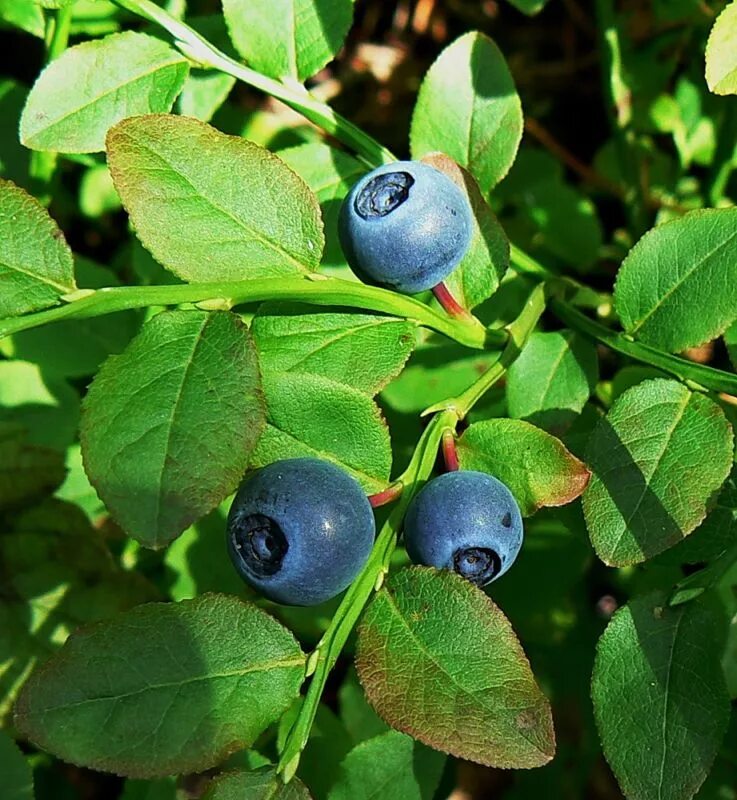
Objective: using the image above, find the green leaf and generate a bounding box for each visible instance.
[252,371,391,493]
[56,444,105,522]
[583,379,734,566]
[411,32,523,193]
[176,16,236,123]
[0,423,66,510]
[505,0,551,13]
[356,567,555,768]
[163,503,250,602]
[222,0,354,81]
[0,0,43,37]
[338,667,389,744]
[252,303,416,395]
[521,179,603,270]
[657,465,737,566]
[0,257,141,378]
[278,143,365,269]
[15,594,305,778]
[0,361,80,451]
[80,310,265,548]
[724,319,737,371]
[204,767,312,800]
[328,730,445,800]
[381,342,500,414]
[421,153,509,309]
[107,114,324,282]
[506,331,598,433]
[0,729,33,800]
[592,592,730,800]
[0,499,157,725]
[457,418,590,516]
[0,179,75,317]
[20,32,188,153]
[614,209,737,353]
[706,0,737,95]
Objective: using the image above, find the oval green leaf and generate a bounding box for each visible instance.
[614,209,737,353]
[506,330,598,433]
[583,379,733,566]
[410,32,523,193]
[222,0,354,81]
[706,1,737,95]
[593,592,730,800]
[0,179,76,317]
[457,418,590,516]
[15,594,305,778]
[251,371,391,494]
[278,143,366,269]
[328,730,445,800]
[356,567,555,768]
[20,32,188,153]
[252,303,416,395]
[0,729,33,800]
[80,310,266,548]
[204,768,312,800]
[421,153,509,309]
[106,114,324,282]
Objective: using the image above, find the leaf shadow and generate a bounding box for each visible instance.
[470,34,517,102]
[587,418,686,564]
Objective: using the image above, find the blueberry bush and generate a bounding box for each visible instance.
[1,1,737,798]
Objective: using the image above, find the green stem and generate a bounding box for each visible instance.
[550,298,737,396]
[277,409,458,781]
[424,283,547,418]
[112,0,394,168]
[0,276,501,349]
[30,4,74,203]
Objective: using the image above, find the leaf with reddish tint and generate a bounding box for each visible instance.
[356,567,555,769]
[456,418,590,515]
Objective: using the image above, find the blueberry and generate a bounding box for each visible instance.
[404,471,523,586]
[227,458,375,606]
[338,161,473,294]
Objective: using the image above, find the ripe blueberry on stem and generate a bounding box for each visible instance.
[227,458,375,606]
[338,161,473,295]
[404,470,523,586]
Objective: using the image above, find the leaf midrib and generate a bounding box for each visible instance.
[125,132,309,274]
[608,392,691,560]
[30,654,305,716]
[25,55,186,145]
[628,225,737,335]
[657,611,683,800]
[381,586,550,758]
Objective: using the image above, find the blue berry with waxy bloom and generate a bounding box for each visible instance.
[404,470,523,586]
[338,161,473,294]
[227,458,375,606]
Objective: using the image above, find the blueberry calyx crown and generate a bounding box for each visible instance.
[355,171,415,220]
[230,513,288,578]
[453,547,502,586]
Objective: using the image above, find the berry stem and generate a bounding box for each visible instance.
[432,282,474,322]
[442,429,459,472]
[277,409,458,781]
[368,481,404,508]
